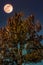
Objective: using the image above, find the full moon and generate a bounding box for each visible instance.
[4,4,13,13]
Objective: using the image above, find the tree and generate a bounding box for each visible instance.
[0,12,43,65]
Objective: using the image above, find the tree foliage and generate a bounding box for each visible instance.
[0,12,43,65]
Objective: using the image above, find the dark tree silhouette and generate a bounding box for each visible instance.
[0,12,43,65]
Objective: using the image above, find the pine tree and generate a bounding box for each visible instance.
[0,12,43,65]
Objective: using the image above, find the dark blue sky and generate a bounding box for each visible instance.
[0,0,43,65]
[0,0,43,27]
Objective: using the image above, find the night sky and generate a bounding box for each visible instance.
[0,0,43,27]
[0,0,43,65]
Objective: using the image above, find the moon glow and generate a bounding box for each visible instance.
[4,4,13,13]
